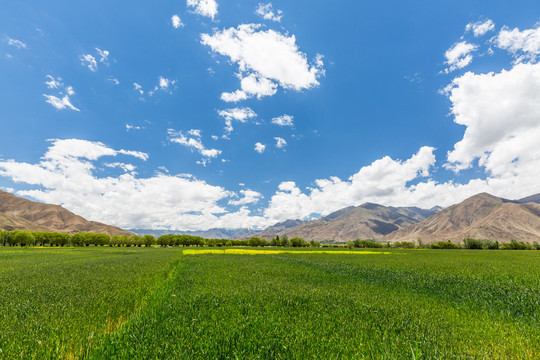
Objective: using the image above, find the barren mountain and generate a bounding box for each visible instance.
[258,203,440,242]
[382,193,540,243]
[0,190,132,235]
[0,213,54,232]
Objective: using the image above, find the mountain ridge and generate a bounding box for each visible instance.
[0,190,132,235]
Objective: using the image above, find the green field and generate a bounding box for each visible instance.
[1,248,539,359]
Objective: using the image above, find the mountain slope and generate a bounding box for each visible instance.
[0,190,132,235]
[260,203,440,242]
[0,213,54,232]
[382,193,540,243]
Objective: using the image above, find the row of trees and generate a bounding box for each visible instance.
[2,229,540,250]
[0,230,322,248]
[0,230,158,247]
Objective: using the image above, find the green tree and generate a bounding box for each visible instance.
[143,235,156,247]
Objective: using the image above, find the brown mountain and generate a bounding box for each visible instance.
[257,203,440,242]
[382,193,540,244]
[0,190,132,235]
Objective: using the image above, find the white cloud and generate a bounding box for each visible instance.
[444,62,540,177]
[108,77,120,85]
[168,129,222,164]
[221,73,277,102]
[148,77,176,96]
[263,147,438,221]
[465,19,495,37]
[133,82,144,95]
[96,48,109,64]
[159,76,174,89]
[217,107,257,134]
[201,24,324,100]
[495,25,540,63]
[171,14,184,29]
[80,54,98,72]
[271,114,294,126]
[275,137,287,149]
[229,189,263,206]
[443,41,478,73]
[187,0,218,20]
[43,94,80,112]
[126,124,141,131]
[43,76,78,111]
[45,75,62,89]
[254,142,266,153]
[7,38,26,49]
[0,139,264,231]
[105,162,136,173]
[255,3,283,22]
[80,48,109,71]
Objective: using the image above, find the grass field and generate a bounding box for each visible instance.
[1,248,539,359]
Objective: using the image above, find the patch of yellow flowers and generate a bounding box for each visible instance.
[183,249,391,255]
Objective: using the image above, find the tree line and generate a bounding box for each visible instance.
[1,229,539,250]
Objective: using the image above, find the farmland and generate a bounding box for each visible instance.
[1,248,539,359]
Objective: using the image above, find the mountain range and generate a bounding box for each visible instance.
[382,193,540,243]
[246,204,442,242]
[2,189,540,243]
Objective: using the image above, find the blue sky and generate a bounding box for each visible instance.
[1,1,540,230]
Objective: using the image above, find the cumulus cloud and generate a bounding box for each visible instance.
[168,129,222,165]
[187,0,218,20]
[275,137,286,149]
[254,142,266,153]
[218,107,257,134]
[444,62,540,177]
[495,25,540,63]
[6,38,26,49]
[221,73,277,102]
[465,19,495,37]
[443,41,478,73]
[271,114,294,126]
[105,162,136,173]
[255,3,283,22]
[229,189,263,206]
[0,139,268,231]
[201,24,324,101]
[171,14,184,28]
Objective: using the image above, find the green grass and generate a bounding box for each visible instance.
[0,247,181,359]
[1,247,539,359]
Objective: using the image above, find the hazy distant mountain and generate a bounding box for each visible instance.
[254,203,441,242]
[516,193,540,204]
[0,190,132,235]
[383,193,540,243]
[130,228,255,239]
